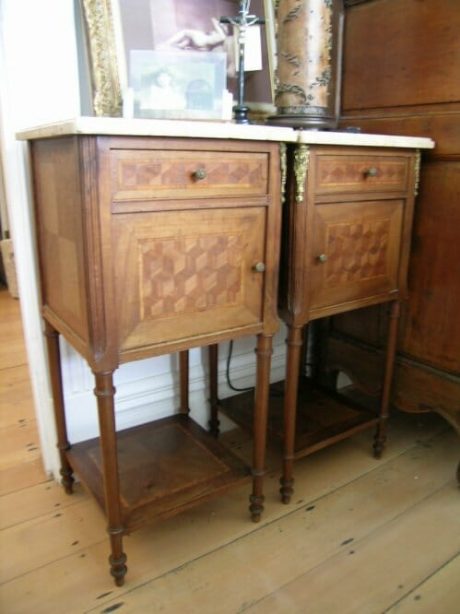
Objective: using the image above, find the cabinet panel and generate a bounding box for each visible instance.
[32,138,90,345]
[329,0,460,444]
[342,0,460,110]
[112,207,266,352]
[400,161,460,373]
[308,200,403,310]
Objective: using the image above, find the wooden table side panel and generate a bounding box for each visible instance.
[31,138,90,344]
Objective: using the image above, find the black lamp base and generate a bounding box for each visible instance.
[233,104,250,124]
[267,113,338,131]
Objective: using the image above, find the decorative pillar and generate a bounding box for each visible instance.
[270,0,344,129]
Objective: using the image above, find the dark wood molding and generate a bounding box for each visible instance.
[345,0,376,6]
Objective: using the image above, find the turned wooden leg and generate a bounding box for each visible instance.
[94,372,127,586]
[280,325,304,504]
[208,344,220,437]
[373,301,401,459]
[249,334,273,522]
[179,351,190,416]
[44,322,74,494]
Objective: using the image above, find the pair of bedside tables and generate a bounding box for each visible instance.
[18,117,433,584]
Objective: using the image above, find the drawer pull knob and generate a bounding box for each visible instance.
[253,262,266,273]
[317,254,328,264]
[193,168,207,181]
[364,167,379,178]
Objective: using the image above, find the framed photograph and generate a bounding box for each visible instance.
[81,0,277,119]
[130,50,227,120]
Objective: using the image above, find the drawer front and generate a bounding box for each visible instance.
[314,154,410,195]
[308,199,404,310]
[110,149,269,201]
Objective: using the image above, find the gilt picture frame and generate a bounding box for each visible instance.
[81,0,277,118]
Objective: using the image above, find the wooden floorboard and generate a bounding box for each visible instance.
[0,291,27,370]
[0,364,35,428]
[385,553,460,614]
[83,430,459,614]
[0,288,459,614]
[245,484,460,614]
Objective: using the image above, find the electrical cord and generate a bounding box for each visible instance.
[225,340,254,392]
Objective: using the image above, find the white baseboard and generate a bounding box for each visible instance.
[64,335,287,446]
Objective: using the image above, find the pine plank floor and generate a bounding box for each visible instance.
[0,287,459,613]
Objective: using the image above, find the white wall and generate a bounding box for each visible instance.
[0,0,82,475]
[0,0,287,479]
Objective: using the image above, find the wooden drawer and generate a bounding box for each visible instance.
[110,149,269,202]
[314,154,410,195]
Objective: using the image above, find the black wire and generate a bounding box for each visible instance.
[225,340,254,392]
[225,341,287,399]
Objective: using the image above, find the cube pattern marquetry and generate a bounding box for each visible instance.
[316,158,409,192]
[140,234,242,318]
[111,151,269,200]
[325,218,390,285]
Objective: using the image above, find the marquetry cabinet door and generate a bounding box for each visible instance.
[308,199,404,311]
[111,206,267,354]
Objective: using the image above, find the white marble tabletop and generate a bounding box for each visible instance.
[16,116,435,149]
[296,128,434,149]
[16,116,297,143]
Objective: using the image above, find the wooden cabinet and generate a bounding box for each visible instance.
[28,130,284,585]
[22,117,432,585]
[332,0,460,451]
[221,143,423,503]
[33,136,280,364]
[279,146,419,501]
[280,146,417,322]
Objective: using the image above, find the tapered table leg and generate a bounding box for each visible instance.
[249,334,273,522]
[208,344,220,436]
[280,325,304,504]
[373,301,401,458]
[94,372,127,586]
[179,350,190,416]
[44,322,74,494]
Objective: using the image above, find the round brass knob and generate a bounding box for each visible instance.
[317,254,328,263]
[253,262,266,273]
[364,167,379,177]
[193,168,207,181]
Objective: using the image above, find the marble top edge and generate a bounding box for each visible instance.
[16,116,435,149]
[296,129,434,149]
[16,117,297,143]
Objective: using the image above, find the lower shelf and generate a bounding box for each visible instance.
[220,379,379,459]
[67,414,251,532]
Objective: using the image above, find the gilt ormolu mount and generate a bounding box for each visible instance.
[270,0,344,130]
